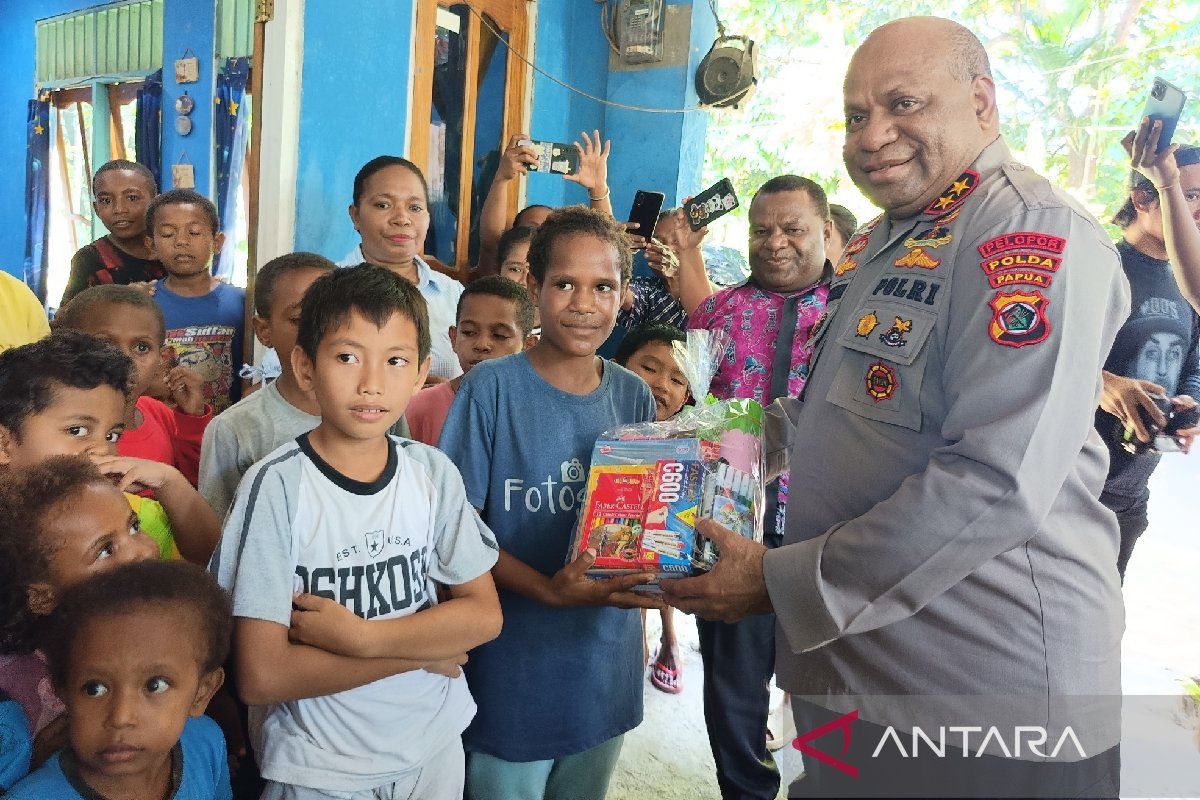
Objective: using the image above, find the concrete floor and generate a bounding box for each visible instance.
[610,455,1200,799]
[609,611,802,800]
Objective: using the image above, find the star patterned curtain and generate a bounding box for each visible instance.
[24,96,50,304]
[214,56,250,280]
[135,69,164,190]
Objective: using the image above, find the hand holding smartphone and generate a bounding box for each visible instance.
[1142,77,1186,155]
[626,190,666,244]
[518,139,580,175]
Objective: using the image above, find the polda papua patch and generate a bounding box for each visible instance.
[988,289,1050,348]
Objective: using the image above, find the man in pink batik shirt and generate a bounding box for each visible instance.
[685,174,833,800]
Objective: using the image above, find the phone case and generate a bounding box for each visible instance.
[686,178,740,231]
[628,190,666,239]
[520,139,579,175]
[1142,77,1187,154]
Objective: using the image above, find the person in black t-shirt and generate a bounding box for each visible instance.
[1096,126,1200,579]
[60,160,164,306]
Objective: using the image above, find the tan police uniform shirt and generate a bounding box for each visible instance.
[764,138,1129,752]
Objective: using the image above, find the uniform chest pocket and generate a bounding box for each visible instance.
[825,300,937,431]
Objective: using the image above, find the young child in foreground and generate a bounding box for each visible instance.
[613,323,691,696]
[0,331,220,564]
[56,284,211,488]
[439,206,662,800]
[146,189,245,412]
[406,275,536,447]
[210,264,502,799]
[8,559,233,799]
[0,456,160,782]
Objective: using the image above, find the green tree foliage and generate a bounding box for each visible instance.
[703,0,1200,245]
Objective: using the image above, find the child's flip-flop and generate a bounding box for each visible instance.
[649,644,683,694]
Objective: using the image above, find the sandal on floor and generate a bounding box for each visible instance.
[766,700,797,751]
[648,644,683,694]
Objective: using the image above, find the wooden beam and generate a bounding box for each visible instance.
[108,83,127,160]
[55,106,80,255]
[453,10,481,281]
[243,21,266,375]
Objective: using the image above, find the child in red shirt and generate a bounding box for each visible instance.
[409,276,536,447]
[55,285,210,485]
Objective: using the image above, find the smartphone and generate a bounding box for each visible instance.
[1142,77,1187,154]
[627,190,666,241]
[518,139,580,175]
[685,178,740,231]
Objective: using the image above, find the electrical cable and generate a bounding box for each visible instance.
[706,0,727,39]
[467,3,712,114]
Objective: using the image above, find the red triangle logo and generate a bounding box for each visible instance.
[792,709,860,778]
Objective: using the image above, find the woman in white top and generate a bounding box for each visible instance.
[340,156,465,382]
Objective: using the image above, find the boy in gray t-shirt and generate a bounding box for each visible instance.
[210,265,501,799]
[198,252,408,517]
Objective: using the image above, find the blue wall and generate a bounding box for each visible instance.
[528,0,714,219]
[292,0,416,261]
[0,0,218,278]
[0,0,94,276]
[525,1,608,211]
[161,0,217,195]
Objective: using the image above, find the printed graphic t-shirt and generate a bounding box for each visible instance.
[154,280,246,412]
[1096,239,1200,497]
[439,353,656,761]
[210,434,498,791]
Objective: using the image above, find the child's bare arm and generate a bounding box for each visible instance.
[288,572,502,660]
[93,455,220,565]
[233,618,463,706]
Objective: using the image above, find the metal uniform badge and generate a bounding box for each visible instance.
[988,290,1051,348]
[904,207,960,249]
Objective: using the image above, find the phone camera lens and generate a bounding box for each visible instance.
[1152,82,1165,100]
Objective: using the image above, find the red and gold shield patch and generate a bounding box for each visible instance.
[988,290,1050,348]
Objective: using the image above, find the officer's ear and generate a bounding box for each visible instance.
[970,74,998,132]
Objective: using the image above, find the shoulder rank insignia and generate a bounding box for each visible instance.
[923,169,979,216]
[879,317,912,348]
[835,256,859,277]
[894,247,940,269]
[856,311,879,337]
[865,361,898,403]
[988,290,1050,348]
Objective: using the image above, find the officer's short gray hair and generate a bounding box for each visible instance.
[948,25,993,83]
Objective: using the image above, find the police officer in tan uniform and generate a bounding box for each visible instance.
[664,17,1129,797]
